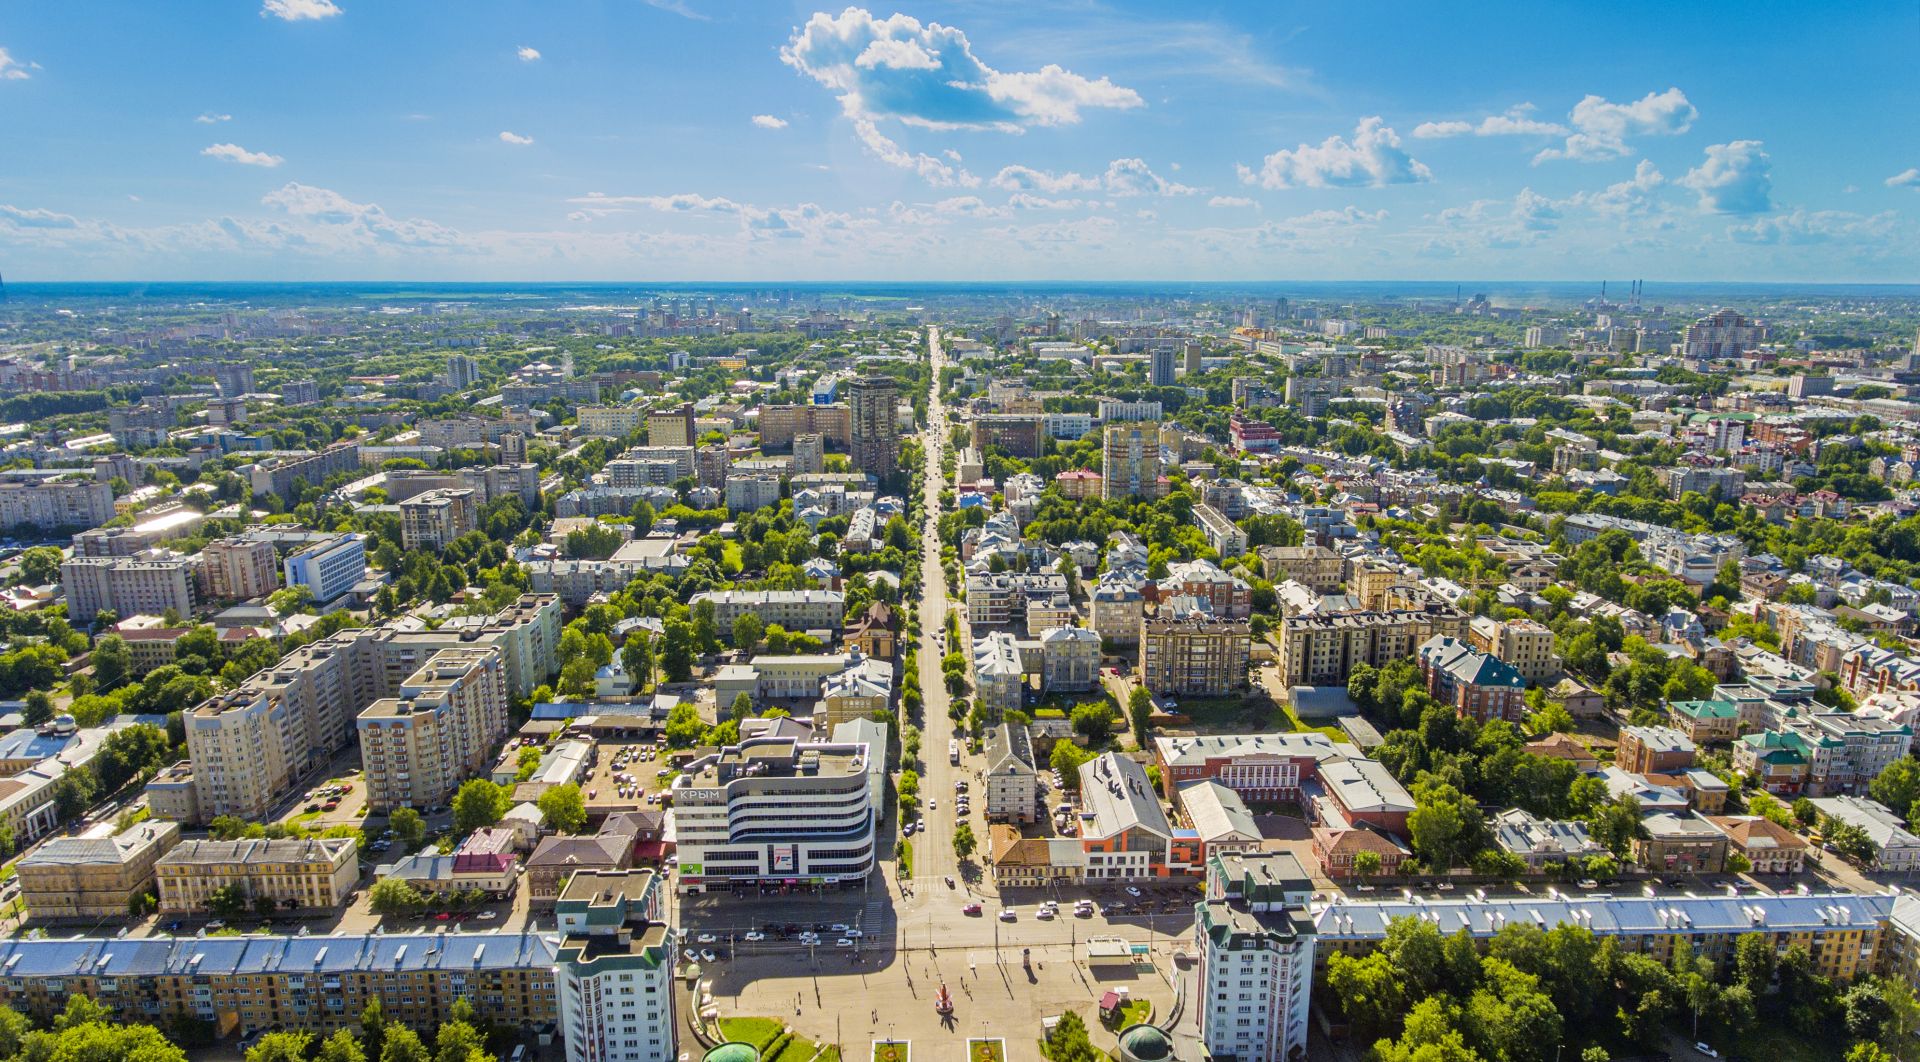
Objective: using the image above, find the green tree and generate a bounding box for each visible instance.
[691,599,720,655]
[1374,997,1480,1062]
[1050,740,1091,786]
[206,883,249,920]
[731,612,764,654]
[730,692,754,723]
[361,998,387,1060]
[1128,686,1153,746]
[1353,850,1382,879]
[1070,701,1114,743]
[664,702,707,747]
[53,995,114,1031]
[318,1029,367,1062]
[369,878,426,917]
[378,1025,429,1062]
[621,632,655,691]
[659,619,696,682]
[21,689,53,726]
[388,807,426,850]
[91,634,133,691]
[17,545,62,585]
[538,783,588,834]
[246,1031,312,1062]
[1407,782,1485,869]
[1044,1010,1100,1062]
[952,821,976,860]
[433,1020,488,1062]
[452,778,510,834]
[1870,757,1920,819]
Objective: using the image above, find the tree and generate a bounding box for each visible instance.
[1824,820,1879,864]
[388,808,426,850]
[664,702,706,748]
[1407,782,1485,869]
[206,883,249,920]
[621,632,655,691]
[361,999,387,1061]
[952,821,976,860]
[1734,932,1776,994]
[369,878,425,917]
[538,783,588,834]
[659,619,696,683]
[246,1032,313,1062]
[1070,701,1114,743]
[1128,686,1153,746]
[379,1025,430,1062]
[1353,850,1382,879]
[0,1007,28,1060]
[1044,1010,1100,1062]
[91,634,133,691]
[691,599,720,655]
[1051,740,1091,786]
[1374,997,1480,1062]
[1870,756,1920,820]
[17,545,61,585]
[53,995,114,1031]
[730,692,754,723]
[1529,701,1576,735]
[732,612,764,655]
[433,1019,488,1062]
[21,689,53,726]
[452,779,510,834]
[318,1030,367,1062]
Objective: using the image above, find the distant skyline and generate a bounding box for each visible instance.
[1,1,1916,282]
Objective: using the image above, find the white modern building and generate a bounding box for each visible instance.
[1195,851,1316,1062]
[283,533,368,604]
[555,869,677,1062]
[670,735,877,892]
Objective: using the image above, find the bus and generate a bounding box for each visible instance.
[948,739,961,765]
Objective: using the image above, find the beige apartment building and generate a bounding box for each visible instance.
[1102,423,1163,500]
[1275,605,1471,687]
[1257,544,1346,592]
[1489,618,1559,683]
[645,402,696,447]
[1140,615,1252,697]
[60,555,198,622]
[758,403,851,449]
[200,538,280,601]
[578,405,649,438]
[168,595,561,823]
[15,820,181,920]
[358,647,510,812]
[400,487,480,550]
[155,837,359,914]
[0,479,117,531]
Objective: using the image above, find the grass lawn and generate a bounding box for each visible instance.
[719,1018,785,1053]
[1109,1000,1153,1028]
[1722,1025,1846,1062]
[871,1041,910,1062]
[898,838,913,878]
[1178,696,1276,731]
[771,1036,824,1062]
[966,1039,1006,1062]
[1280,706,1348,742]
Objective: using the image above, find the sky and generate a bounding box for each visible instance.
[1,1,1917,283]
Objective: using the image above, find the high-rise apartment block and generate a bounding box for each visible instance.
[791,432,824,475]
[1141,615,1251,696]
[555,870,678,1062]
[1102,423,1163,500]
[200,538,280,601]
[214,363,256,396]
[1149,345,1176,386]
[0,480,117,531]
[1195,851,1316,1062]
[61,554,198,622]
[579,406,649,438]
[645,403,695,447]
[358,647,510,812]
[1275,605,1470,686]
[757,403,851,449]
[848,375,900,478]
[400,487,479,549]
[446,354,480,390]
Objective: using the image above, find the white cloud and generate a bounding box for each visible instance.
[1571,159,1667,217]
[498,131,535,145]
[195,113,233,124]
[1729,208,1896,245]
[1535,87,1696,162]
[259,182,468,249]
[1207,196,1257,209]
[930,196,1005,218]
[781,8,1142,133]
[0,47,37,81]
[1007,193,1088,210]
[261,0,342,22]
[852,119,978,187]
[1413,106,1566,139]
[751,114,789,130]
[517,46,541,62]
[1888,168,1920,190]
[643,0,708,20]
[564,190,864,243]
[201,143,285,168]
[0,205,82,230]
[1679,141,1773,214]
[1238,117,1431,190]
[991,159,1191,198]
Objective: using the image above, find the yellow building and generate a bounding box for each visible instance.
[15,820,180,920]
[155,837,359,915]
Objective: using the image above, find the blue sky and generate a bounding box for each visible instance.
[1,0,1916,282]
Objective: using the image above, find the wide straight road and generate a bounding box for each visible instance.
[908,324,963,902]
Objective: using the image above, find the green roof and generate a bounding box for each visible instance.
[704,1045,759,1062]
[1669,699,1738,720]
[1118,1025,1173,1062]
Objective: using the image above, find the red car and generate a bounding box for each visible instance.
[961,903,982,916]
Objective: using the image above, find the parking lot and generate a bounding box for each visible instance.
[578,739,673,818]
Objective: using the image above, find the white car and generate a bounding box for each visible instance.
[476,911,498,921]
[829,923,850,932]
[1125,886,1142,897]
[695,933,716,944]
[698,949,717,963]
[1694,1045,1718,1059]
[999,909,1017,922]
[743,932,765,942]
[1036,907,1055,920]
[844,928,864,938]
[836,938,855,949]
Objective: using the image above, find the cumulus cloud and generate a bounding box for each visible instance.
[751,114,790,130]
[1570,159,1667,217]
[201,143,284,168]
[0,205,82,230]
[992,158,1191,198]
[1679,141,1773,214]
[260,182,468,249]
[1535,87,1696,162]
[1207,196,1257,209]
[564,190,861,243]
[517,46,541,62]
[1238,118,1431,190]
[781,8,1142,132]
[1436,190,1562,247]
[196,113,233,124]
[0,47,38,81]
[1413,105,1566,139]
[1007,193,1088,211]
[852,120,978,187]
[1888,168,1920,190]
[261,0,341,21]
[1729,208,1896,245]
[498,131,535,145]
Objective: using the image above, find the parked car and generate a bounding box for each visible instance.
[999,909,1017,922]
[962,903,982,915]
[835,939,855,949]
[743,932,765,942]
